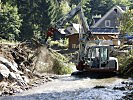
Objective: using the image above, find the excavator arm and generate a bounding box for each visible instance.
[56,5,81,28]
[46,4,92,39]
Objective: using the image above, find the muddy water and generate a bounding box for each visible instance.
[0,75,132,100]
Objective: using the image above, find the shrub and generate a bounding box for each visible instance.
[117,50,133,77]
[50,49,72,75]
[48,39,68,49]
[53,58,72,75]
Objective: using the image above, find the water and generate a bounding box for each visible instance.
[0,74,131,100]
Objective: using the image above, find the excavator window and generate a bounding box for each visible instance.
[100,47,108,63]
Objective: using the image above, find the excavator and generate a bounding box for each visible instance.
[46,4,119,73]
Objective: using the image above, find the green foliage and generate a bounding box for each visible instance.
[59,1,71,16]
[112,0,131,6]
[53,58,72,75]
[117,50,133,77]
[50,48,69,62]
[119,10,133,35]
[0,0,59,41]
[81,0,114,24]
[17,0,51,40]
[83,0,131,25]
[50,49,72,75]
[48,39,68,49]
[120,56,133,77]
[0,3,22,40]
[129,0,133,9]
[49,0,59,25]
[0,0,132,42]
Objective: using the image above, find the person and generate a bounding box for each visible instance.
[92,57,99,68]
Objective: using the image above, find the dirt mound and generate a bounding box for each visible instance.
[0,41,55,96]
[0,42,35,95]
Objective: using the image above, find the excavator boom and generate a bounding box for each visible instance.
[47,4,91,38]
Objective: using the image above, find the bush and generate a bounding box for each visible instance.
[50,49,72,75]
[117,50,133,77]
[34,47,72,75]
[53,58,72,75]
[48,39,68,49]
[120,56,133,77]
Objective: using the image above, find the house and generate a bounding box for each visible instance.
[66,5,126,49]
[47,27,66,41]
[65,23,81,49]
[91,5,126,40]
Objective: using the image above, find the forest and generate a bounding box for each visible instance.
[0,0,133,41]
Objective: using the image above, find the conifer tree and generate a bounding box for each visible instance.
[0,2,22,40]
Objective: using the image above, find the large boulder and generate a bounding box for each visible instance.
[0,64,10,71]
[8,72,17,80]
[0,57,18,72]
[0,64,10,81]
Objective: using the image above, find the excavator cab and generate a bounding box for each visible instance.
[77,45,118,72]
[85,46,109,68]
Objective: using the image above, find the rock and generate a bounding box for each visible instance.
[129,82,133,86]
[46,77,53,82]
[121,81,128,84]
[13,87,23,93]
[122,91,133,100]
[0,63,10,80]
[25,68,30,72]
[0,57,18,72]
[113,87,126,91]
[34,81,39,84]
[93,86,106,89]
[9,91,14,95]
[15,74,27,86]
[8,72,17,80]
[16,70,24,75]
[0,63,10,71]
[0,70,10,78]
[0,81,8,87]
[0,73,4,82]
[126,86,133,90]
[3,91,9,95]
[50,76,59,79]
[22,76,29,83]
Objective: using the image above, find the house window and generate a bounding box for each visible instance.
[105,20,110,27]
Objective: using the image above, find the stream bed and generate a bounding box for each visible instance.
[0,74,132,100]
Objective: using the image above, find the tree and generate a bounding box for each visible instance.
[82,0,114,25]
[69,0,81,6]
[49,0,59,25]
[0,3,22,40]
[129,0,133,9]
[119,10,133,35]
[112,0,131,6]
[16,0,59,41]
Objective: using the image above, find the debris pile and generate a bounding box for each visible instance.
[0,42,55,96]
[0,43,34,95]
